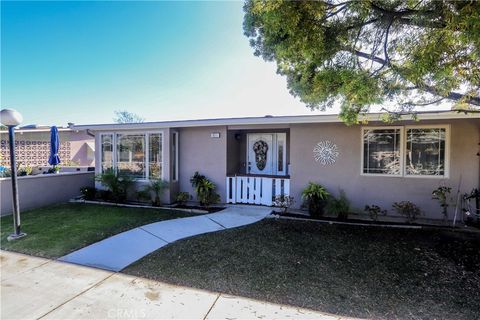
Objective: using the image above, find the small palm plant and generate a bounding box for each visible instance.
[139,179,169,206]
[190,171,220,208]
[301,182,329,217]
[95,168,133,203]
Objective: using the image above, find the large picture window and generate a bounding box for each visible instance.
[363,128,401,175]
[406,128,446,176]
[116,134,146,179]
[362,126,448,178]
[100,132,164,180]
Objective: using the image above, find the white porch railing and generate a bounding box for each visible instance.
[226,175,290,206]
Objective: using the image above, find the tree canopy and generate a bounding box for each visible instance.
[243,0,480,123]
[113,110,145,124]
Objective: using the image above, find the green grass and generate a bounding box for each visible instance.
[0,203,200,258]
[124,219,480,320]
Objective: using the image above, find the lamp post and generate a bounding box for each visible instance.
[1,108,27,240]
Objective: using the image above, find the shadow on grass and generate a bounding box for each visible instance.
[123,219,480,320]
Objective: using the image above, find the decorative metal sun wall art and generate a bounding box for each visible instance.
[313,140,339,165]
[253,140,269,170]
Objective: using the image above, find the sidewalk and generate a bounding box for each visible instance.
[1,250,348,320]
[58,206,272,271]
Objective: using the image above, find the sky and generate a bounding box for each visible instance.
[1,0,327,127]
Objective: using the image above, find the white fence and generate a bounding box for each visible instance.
[226,175,290,206]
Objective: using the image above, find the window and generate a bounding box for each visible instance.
[149,133,162,179]
[116,134,146,179]
[172,132,178,181]
[101,134,113,172]
[406,128,446,176]
[362,126,449,178]
[99,132,166,180]
[363,128,401,175]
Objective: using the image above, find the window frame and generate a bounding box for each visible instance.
[360,126,404,177]
[403,124,450,179]
[99,131,164,181]
[172,131,179,182]
[360,125,450,179]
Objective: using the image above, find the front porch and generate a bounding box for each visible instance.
[225,128,291,206]
[226,174,290,206]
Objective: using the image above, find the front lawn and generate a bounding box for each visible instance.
[0,203,200,258]
[124,219,480,320]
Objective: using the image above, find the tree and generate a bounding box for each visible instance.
[243,0,480,124]
[113,110,145,124]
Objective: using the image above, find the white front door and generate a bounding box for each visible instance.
[248,134,274,175]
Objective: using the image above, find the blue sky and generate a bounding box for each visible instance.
[1,1,324,126]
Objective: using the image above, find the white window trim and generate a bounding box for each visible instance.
[99,131,164,181]
[360,126,404,177]
[172,132,179,181]
[360,125,450,179]
[404,124,450,179]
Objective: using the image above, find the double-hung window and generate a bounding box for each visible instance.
[100,132,164,180]
[362,126,449,178]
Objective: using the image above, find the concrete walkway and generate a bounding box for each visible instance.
[1,251,350,320]
[59,206,272,271]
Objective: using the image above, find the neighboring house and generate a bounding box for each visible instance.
[72,111,480,219]
[0,126,95,167]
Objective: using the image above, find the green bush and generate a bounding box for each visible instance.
[393,201,421,223]
[138,179,169,206]
[190,172,220,208]
[327,190,350,220]
[301,182,329,217]
[95,168,133,203]
[80,186,97,200]
[175,192,191,206]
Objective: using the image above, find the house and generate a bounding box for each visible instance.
[72,111,480,219]
[0,125,95,168]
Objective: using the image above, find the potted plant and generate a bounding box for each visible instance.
[301,182,329,217]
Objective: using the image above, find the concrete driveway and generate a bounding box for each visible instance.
[1,251,349,320]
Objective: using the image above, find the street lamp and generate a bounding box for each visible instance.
[1,108,27,240]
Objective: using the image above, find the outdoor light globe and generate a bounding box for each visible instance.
[0,108,23,127]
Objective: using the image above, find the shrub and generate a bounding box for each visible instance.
[190,171,220,208]
[273,195,294,214]
[364,204,387,222]
[432,186,452,223]
[301,182,329,217]
[80,186,97,200]
[327,190,350,220]
[138,179,169,206]
[393,201,421,223]
[176,192,191,206]
[95,168,133,203]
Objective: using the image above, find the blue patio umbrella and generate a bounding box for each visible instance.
[48,126,61,166]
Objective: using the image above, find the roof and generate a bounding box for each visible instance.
[70,110,479,131]
[0,127,74,134]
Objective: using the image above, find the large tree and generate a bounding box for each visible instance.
[243,0,480,123]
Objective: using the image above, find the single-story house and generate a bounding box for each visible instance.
[72,111,480,219]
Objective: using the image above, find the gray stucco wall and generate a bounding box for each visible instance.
[178,126,227,203]
[0,172,94,216]
[289,119,480,219]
